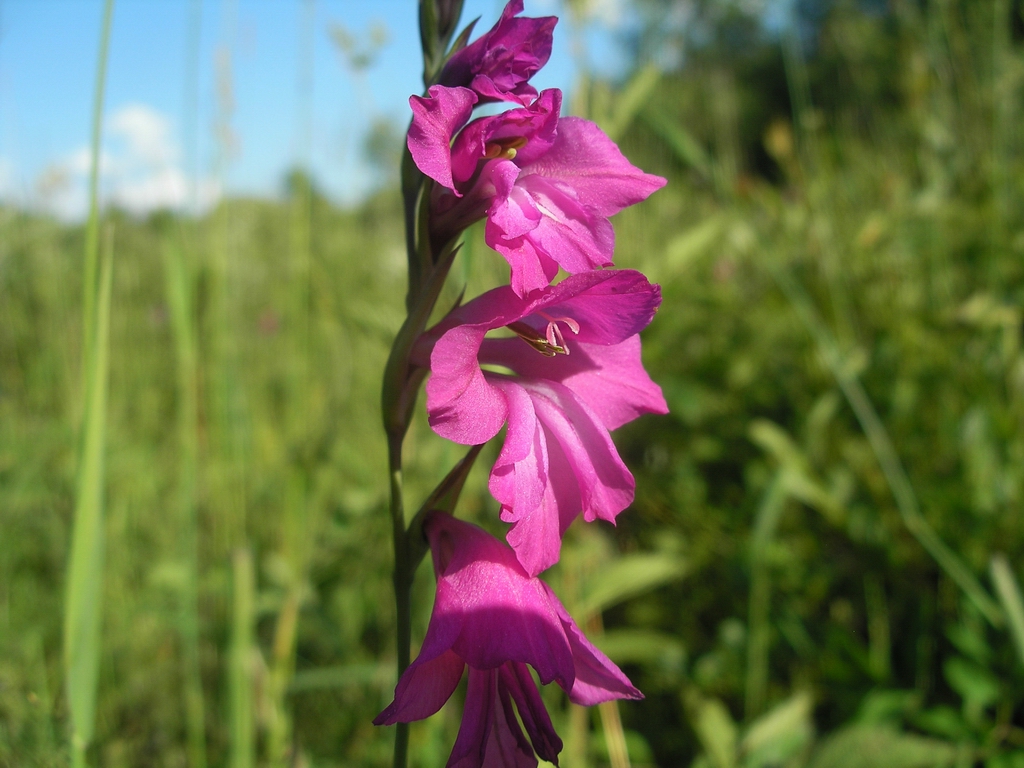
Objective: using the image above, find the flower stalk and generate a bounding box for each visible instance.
[380,2,665,766]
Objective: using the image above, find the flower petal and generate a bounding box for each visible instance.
[449,667,537,768]
[374,648,465,724]
[483,336,668,431]
[440,0,557,106]
[426,324,508,445]
[408,85,478,192]
[501,662,563,763]
[522,116,666,217]
[544,585,644,705]
[525,380,635,525]
[426,514,577,689]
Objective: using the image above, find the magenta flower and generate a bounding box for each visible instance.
[438,0,556,106]
[413,270,668,576]
[408,87,666,297]
[374,512,641,767]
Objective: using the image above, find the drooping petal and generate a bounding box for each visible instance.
[501,662,563,763]
[426,514,577,689]
[448,667,537,768]
[544,586,644,705]
[408,85,478,192]
[374,648,466,725]
[440,0,557,106]
[520,116,666,217]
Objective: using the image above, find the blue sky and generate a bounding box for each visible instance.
[0,0,633,219]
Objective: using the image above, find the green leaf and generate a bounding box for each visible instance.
[604,64,662,142]
[740,691,814,768]
[595,629,686,669]
[855,690,921,726]
[576,553,687,620]
[689,694,738,768]
[943,657,1000,711]
[808,726,959,768]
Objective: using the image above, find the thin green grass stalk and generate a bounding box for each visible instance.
[162,240,207,768]
[173,2,208,765]
[745,471,787,721]
[991,0,1010,256]
[80,0,114,380]
[864,574,892,681]
[770,265,1005,627]
[64,3,114,761]
[780,17,854,349]
[266,4,316,763]
[990,554,1024,669]
[598,700,631,768]
[208,0,247,559]
[230,548,255,768]
[588,612,631,768]
[65,225,114,768]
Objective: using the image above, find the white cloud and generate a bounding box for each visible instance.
[35,103,219,221]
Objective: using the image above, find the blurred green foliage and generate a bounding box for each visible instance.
[3,0,1024,766]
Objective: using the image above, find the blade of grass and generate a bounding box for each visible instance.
[64,4,115,761]
[172,1,207,764]
[266,4,316,764]
[989,554,1024,669]
[230,548,255,768]
[745,470,788,720]
[65,224,114,768]
[80,0,115,379]
[162,238,207,768]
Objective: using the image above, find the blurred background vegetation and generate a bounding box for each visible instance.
[3,0,1024,766]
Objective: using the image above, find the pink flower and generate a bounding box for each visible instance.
[413,270,668,576]
[374,512,641,768]
[407,87,666,297]
[438,0,556,106]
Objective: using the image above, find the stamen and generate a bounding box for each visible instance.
[483,136,528,162]
[507,321,566,357]
[537,312,580,355]
[506,312,581,357]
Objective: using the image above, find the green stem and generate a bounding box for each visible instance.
[389,444,411,768]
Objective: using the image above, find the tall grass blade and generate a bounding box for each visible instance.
[229,548,255,768]
[65,225,114,768]
[172,1,208,764]
[80,0,115,379]
[162,238,207,768]
[745,470,788,720]
[64,3,115,763]
[990,554,1024,669]
[267,3,316,764]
